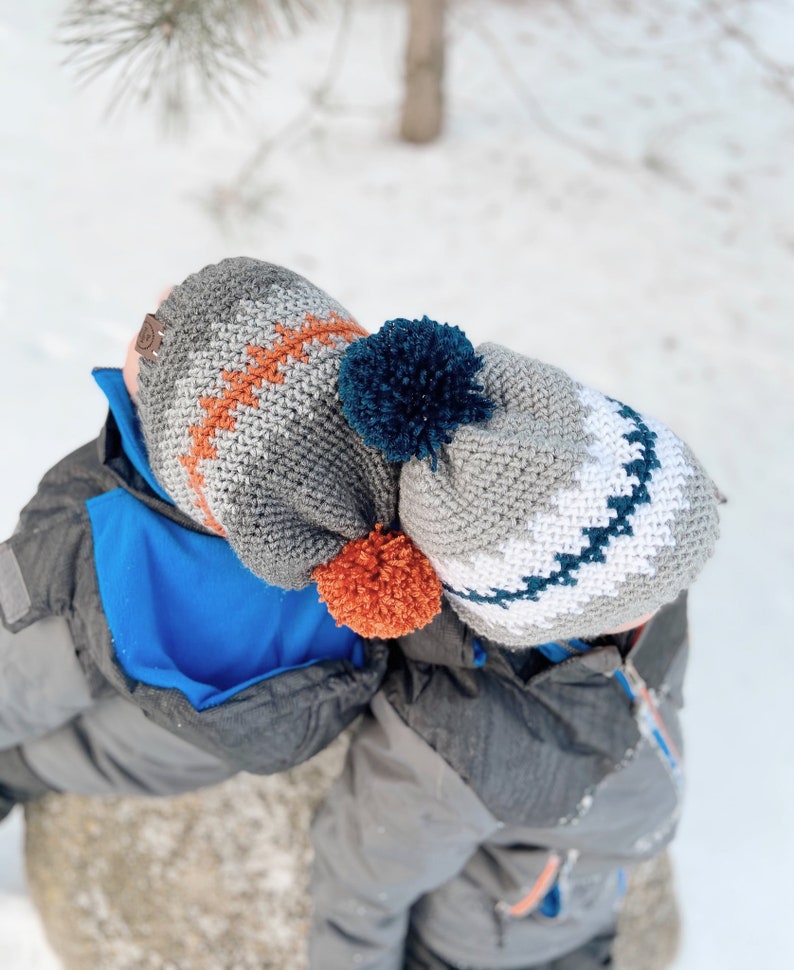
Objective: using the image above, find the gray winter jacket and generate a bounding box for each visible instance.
[310,596,688,970]
[0,371,387,808]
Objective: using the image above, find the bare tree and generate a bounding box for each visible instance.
[399,0,445,144]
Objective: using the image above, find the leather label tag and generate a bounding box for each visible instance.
[135,314,165,361]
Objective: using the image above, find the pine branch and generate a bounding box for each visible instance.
[59,0,318,122]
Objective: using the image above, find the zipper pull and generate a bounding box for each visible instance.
[494,901,510,947]
[554,849,580,918]
[493,851,563,940]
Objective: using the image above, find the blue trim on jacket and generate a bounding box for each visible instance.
[93,368,173,503]
[88,369,363,710]
[535,637,591,664]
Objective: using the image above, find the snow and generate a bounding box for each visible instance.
[1,0,792,967]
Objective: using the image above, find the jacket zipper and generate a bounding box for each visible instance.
[614,659,683,790]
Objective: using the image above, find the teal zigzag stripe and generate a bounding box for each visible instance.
[444,402,660,609]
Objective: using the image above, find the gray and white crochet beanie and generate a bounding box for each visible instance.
[335,317,720,645]
[133,258,719,645]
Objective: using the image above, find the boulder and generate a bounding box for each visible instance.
[614,849,681,970]
[24,735,349,970]
[24,736,679,970]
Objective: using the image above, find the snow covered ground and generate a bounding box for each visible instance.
[1,0,792,967]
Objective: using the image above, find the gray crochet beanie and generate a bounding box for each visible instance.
[134,257,398,591]
[393,342,720,645]
[333,316,720,645]
[133,259,719,645]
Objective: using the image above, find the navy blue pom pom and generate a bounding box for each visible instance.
[338,317,494,470]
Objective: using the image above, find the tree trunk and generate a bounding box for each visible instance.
[399,0,445,144]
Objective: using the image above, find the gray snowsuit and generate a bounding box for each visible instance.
[310,596,688,970]
[0,370,387,818]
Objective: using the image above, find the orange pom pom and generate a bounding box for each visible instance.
[313,525,442,639]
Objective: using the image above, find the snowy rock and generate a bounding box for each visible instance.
[23,734,350,970]
[615,852,681,970]
[25,732,678,970]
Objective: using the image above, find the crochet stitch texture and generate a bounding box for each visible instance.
[134,258,719,645]
[398,343,719,644]
[136,258,398,591]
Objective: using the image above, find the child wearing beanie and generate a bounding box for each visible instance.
[0,258,390,818]
[263,302,717,968]
[0,257,720,970]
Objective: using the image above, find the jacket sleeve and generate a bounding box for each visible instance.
[1,531,98,749]
[309,692,500,970]
[0,613,95,750]
[0,443,113,750]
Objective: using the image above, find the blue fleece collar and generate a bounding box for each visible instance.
[88,370,364,710]
[92,367,172,504]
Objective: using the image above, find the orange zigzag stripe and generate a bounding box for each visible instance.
[178,311,367,534]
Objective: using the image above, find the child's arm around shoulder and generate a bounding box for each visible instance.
[0,611,94,751]
[310,692,501,970]
[0,443,111,751]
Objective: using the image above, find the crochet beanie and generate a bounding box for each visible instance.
[134,257,400,593]
[336,318,720,646]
